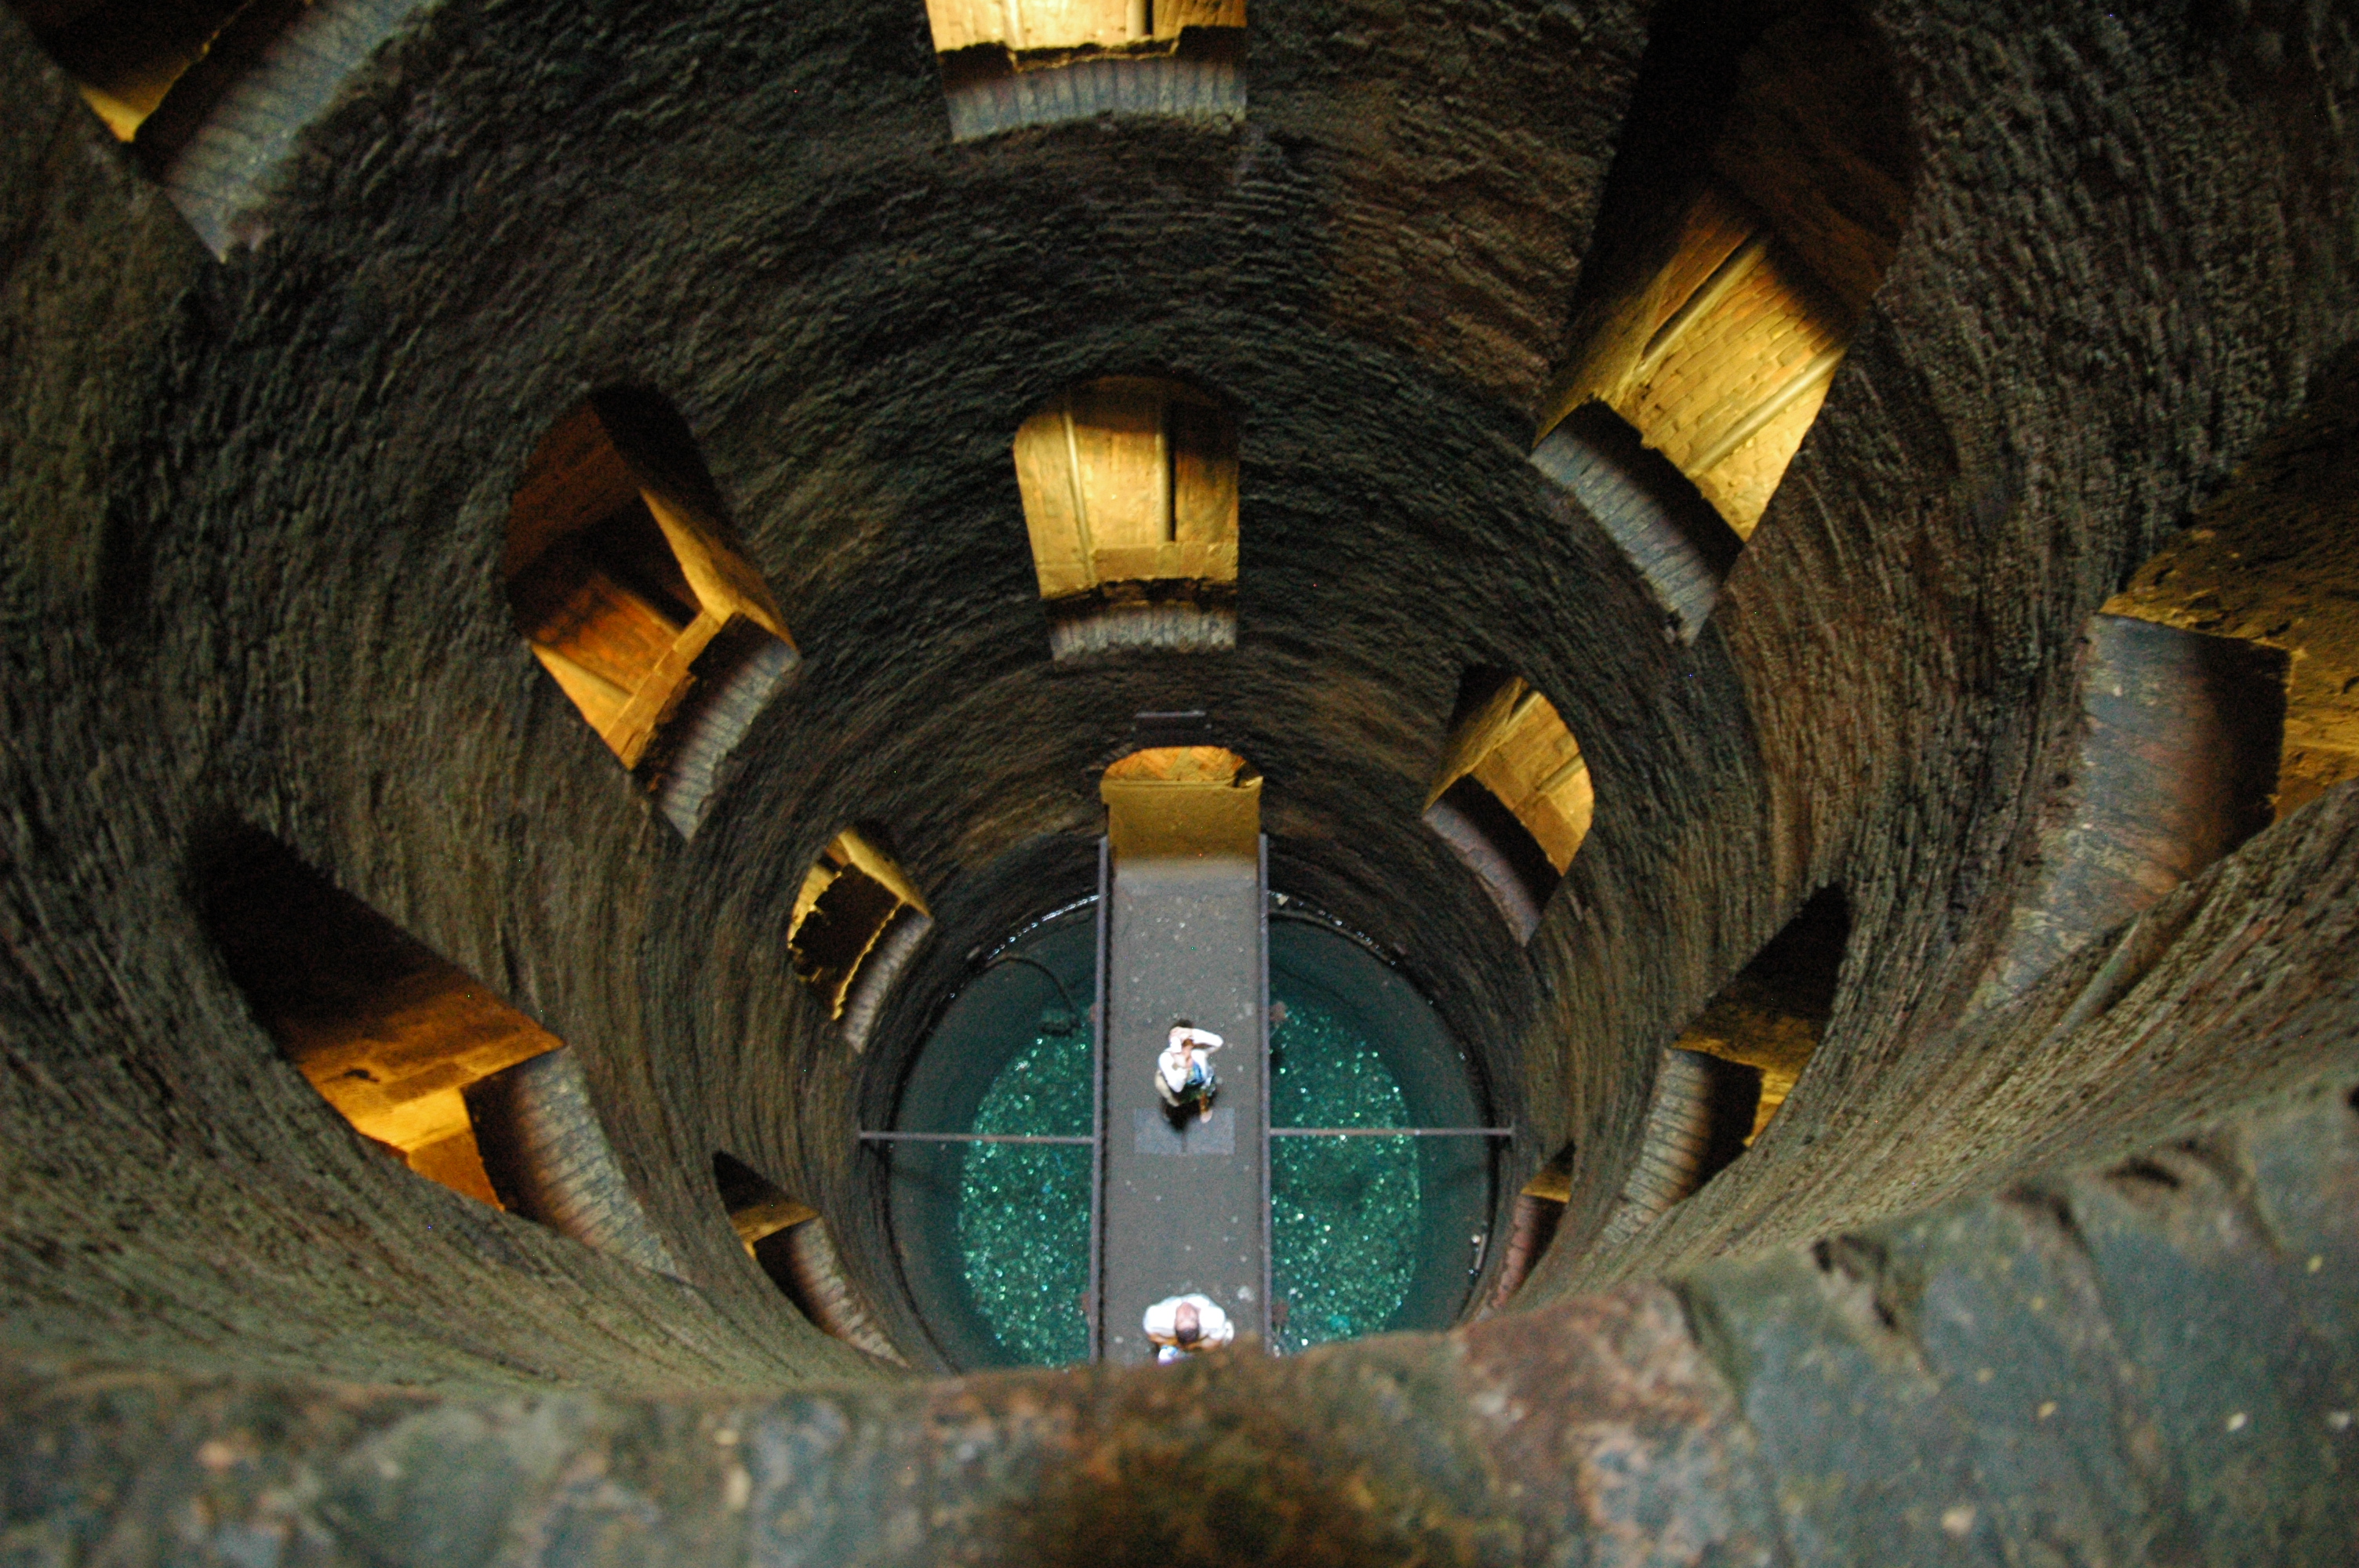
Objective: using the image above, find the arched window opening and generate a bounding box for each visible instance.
[1981,361,2359,1002]
[1485,891,1848,1302]
[789,829,932,1027]
[203,828,562,1213]
[1587,1047,1761,1253]
[713,1152,907,1364]
[927,0,1245,141]
[1015,378,1239,660]
[10,0,279,157]
[1422,670,1593,944]
[463,1047,681,1276]
[1481,1142,1573,1313]
[1534,0,1913,637]
[507,393,798,837]
[1670,884,1848,1145]
[2102,387,2359,822]
[1981,368,2359,995]
[1099,745,1261,859]
[1597,889,1851,1247]
[7,0,426,255]
[1982,615,2287,1001]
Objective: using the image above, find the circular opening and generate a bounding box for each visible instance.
[884,902,1491,1369]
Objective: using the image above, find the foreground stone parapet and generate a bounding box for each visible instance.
[9,1082,2353,1565]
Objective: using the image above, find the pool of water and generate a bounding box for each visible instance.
[1268,999,1421,1349]
[957,1026,1092,1366]
[886,902,1490,1367]
[888,906,1099,1369]
[1268,915,1491,1353]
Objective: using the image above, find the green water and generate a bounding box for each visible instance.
[1270,996,1420,1353]
[957,1025,1092,1366]
[953,996,1428,1362]
[921,911,1475,1367]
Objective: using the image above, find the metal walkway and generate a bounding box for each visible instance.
[1093,841,1267,1365]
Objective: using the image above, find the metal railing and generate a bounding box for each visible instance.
[864,846,1514,1367]
[857,1131,1094,1145]
[1268,1127,1514,1138]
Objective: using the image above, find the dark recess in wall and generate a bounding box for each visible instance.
[1717,884,1849,1024]
[1670,884,1849,1146]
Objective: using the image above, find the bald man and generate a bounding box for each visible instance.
[1143,1293,1235,1363]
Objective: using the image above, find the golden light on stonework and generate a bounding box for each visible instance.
[203,829,565,1210]
[1014,376,1239,605]
[790,830,931,1021]
[506,397,794,773]
[925,0,1246,61]
[1539,184,1858,540]
[1100,746,1261,862]
[1427,676,1594,878]
[1536,2,1913,554]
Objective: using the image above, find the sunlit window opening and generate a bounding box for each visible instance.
[926,0,1242,54]
[1979,613,2287,1001]
[714,1153,907,1363]
[202,828,564,1209]
[507,393,798,835]
[1587,1047,1762,1252]
[1973,360,2359,1005]
[789,829,932,1026]
[1098,745,1261,858]
[926,0,1246,140]
[461,1046,681,1274]
[1017,381,1239,599]
[1547,184,1862,540]
[1481,1142,1574,1312]
[1670,885,1848,1144]
[2101,383,2359,823]
[1487,969,1817,1307]
[714,1151,819,1254]
[1016,377,1240,659]
[5,0,427,255]
[9,0,274,152]
[1422,671,1593,943]
[1533,0,1912,636]
[1519,887,1855,1268]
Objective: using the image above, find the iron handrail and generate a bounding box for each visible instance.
[1267,1127,1514,1138]
[859,1131,1095,1145]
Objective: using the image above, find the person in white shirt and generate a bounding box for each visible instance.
[1143,1293,1234,1362]
[1155,1019,1225,1123]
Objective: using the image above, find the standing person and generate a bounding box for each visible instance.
[1143,1293,1234,1363]
[1156,1018,1225,1123]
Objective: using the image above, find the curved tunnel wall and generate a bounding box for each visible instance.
[0,0,2354,1525]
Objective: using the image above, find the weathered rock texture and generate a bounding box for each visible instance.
[6,1083,2355,1564]
[2,0,2357,1557]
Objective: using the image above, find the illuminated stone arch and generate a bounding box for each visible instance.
[925,0,1246,140]
[1014,376,1240,659]
[1533,0,1915,638]
[504,390,798,837]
